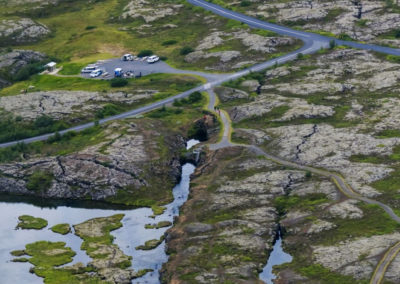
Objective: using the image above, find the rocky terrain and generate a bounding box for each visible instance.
[211,47,400,282]
[0,119,186,205]
[0,89,157,120]
[162,146,349,283]
[0,18,50,45]
[218,0,400,46]
[122,0,184,22]
[185,30,296,70]
[0,49,47,89]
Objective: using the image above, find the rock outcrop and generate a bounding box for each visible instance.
[0,121,185,203]
[0,18,50,44]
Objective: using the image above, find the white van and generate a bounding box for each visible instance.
[81,66,97,73]
[147,55,160,64]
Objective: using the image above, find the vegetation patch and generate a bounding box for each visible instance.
[51,223,71,235]
[17,215,48,230]
[26,171,54,192]
[144,221,172,229]
[136,235,165,250]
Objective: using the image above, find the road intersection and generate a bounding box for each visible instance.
[2,1,400,282]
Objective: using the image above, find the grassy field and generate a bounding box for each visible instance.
[1,0,300,73]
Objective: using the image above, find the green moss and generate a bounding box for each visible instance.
[151,205,166,216]
[299,264,367,284]
[12,257,29,262]
[313,204,400,245]
[136,235,165,250]
[51,223,71,235]
[26,171,54,192]
[145,221,172,229]
[10,250,26,256]
[25,241,75,267]
[17,215,48,230]
[274,194,329,215]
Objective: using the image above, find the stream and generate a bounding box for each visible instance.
[259,227,293,284]
[0,140,199,284]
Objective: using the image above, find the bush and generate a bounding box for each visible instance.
[180,46,194,56]
[240,0,251,6]
[162,39,178,46]
[297,53,304,60]
[329,39,336,49]
[138,50,153,57]
[13,61,46,82]
[95,104,121,119]
[110,78,128,87]
[85,25,97,30]
[188,91,202,103]
[26,171,54,192]
[34,115,55,128]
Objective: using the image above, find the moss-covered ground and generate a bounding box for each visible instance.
[17,215,48,230]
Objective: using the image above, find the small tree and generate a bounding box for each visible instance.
[137,50,153,57]
[329,39,336,49]
[180,46,194,55]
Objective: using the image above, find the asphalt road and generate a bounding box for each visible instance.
[1,0,400,150]
[82,58,230,82]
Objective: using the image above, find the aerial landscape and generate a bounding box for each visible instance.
[2,0,400,283]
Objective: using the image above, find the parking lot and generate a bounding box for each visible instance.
[80,57,230,82]
[81,58,182,79]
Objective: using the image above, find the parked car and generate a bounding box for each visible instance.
[122,54,133,61]
[147,55,160,64]
[81,66,97,73]
[114,68,123,77]
[90,69,103,78]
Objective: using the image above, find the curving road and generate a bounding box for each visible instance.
[2,0,400,282]
[206,83,400,284]
[2,0,400,149]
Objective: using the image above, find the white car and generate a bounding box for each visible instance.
[147,55,160,64]
[81,66,97,73]
[90,69,102,78]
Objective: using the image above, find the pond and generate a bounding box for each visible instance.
[1,140,199,284]
[259,227,293,284]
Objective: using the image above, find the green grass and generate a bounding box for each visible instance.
[19,240,106,284]
[0,73,202,97]
[136,235,165,250]
[17,215,48,230]
[298,264,368,284]
[314,204,400,245]
[3,0,299,73]
[51,223,71,235]
[144,221,172,229]
[0,125,106,163]
[274,194,329,215]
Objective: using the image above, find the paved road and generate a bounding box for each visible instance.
[83,59,231,82]
[370,242,400,284]
[189,0,400,56]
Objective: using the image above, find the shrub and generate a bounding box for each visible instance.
[297,53,304,60]
[240,0,251,6]
[95,104,121,119]
[85,25,97,30]
[162,39,178,46]
[188,91,202,103]
[137,50,153,57]
[110,78,128,87]
[26,171,54,192]
[34,115,55,128]
[329,39,336,49]
[180,46,194,56]
[13,61,46,81]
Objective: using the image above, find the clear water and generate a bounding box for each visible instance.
[0,140,199,284]
[259,229,293,284]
